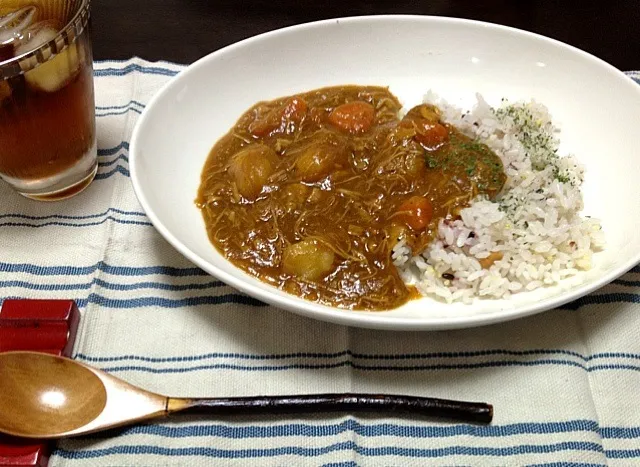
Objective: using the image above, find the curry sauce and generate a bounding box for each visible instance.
[196,86,506,310]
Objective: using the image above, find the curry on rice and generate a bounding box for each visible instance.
[196,86,506,310]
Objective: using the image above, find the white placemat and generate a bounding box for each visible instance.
[1,59,639,466]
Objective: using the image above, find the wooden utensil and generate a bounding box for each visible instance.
[0,299,81,467]
[0,351,493,439]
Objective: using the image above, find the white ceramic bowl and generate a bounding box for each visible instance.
[130,15,640,331]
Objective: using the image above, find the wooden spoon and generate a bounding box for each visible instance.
[0,351,493,439]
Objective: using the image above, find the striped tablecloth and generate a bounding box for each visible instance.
[1,60,639,466]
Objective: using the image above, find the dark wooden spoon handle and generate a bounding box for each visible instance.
[174,393,492,424]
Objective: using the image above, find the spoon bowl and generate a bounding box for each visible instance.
[0,351,493,439]
[0,351,167,438]
[0,351,107,436]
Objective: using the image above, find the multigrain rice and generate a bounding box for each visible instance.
[393,92,604,303]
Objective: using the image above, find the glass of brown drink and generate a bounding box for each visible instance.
[0,0,95,201]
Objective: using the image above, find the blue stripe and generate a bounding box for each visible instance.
[0,261,207,277]
[97,141,129,156]
[559,293,640,310]
[0,208,146,221]
[75,348,640,365]
[2,292,263,312]
[91,357,640,374]
[76,348,586,364]
[95,100,145,111]
[95,358,588,374]
[94,279,224,291]
[528,464,605,467]
[590,351,640,361]
[94,64,180,78]
[96,107,142,117]
[54,441,604,460]
[69,349,640,378]
[606,448,640,458]
[78,292,266,309]
[0,281,92,292]
[95,165,130,179]
[613,279,640,287]
[0,207,148,228]
[84,419,602,441]
[98,153,128,168]
[0,216,151,228]
[590,363,640,372]
[0,278,224,292]
[1,292,264,311]
[600,426,640,439]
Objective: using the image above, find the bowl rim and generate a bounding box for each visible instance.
[130,14,640,331]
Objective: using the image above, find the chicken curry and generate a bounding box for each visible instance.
[196,86,506,310]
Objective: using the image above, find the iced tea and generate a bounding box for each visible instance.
[0,0,95,200]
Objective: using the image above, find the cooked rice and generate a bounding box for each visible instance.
[393,92,605,303]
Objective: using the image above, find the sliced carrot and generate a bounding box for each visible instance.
[249,97,308,137]
[328,101,375,134]
[248,112,278,137]
[282,97,307,122]
[414,121,449,149]
[395,196,434,231]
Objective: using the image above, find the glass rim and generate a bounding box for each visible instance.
[0,0,91,80]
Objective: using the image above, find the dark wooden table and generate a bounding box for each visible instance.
[91,0,639,71]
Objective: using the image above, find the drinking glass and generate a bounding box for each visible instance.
[0,0,96,201]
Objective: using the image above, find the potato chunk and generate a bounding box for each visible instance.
[227,145,279,200]
[282,238,335,280]
[281,183,310,214]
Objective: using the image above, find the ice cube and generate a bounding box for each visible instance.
[14,21,58,57]
[24,42,79,92]
[0,6,36,46]
[14,22,79,93]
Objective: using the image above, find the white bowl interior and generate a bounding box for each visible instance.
[130,16,640,330]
